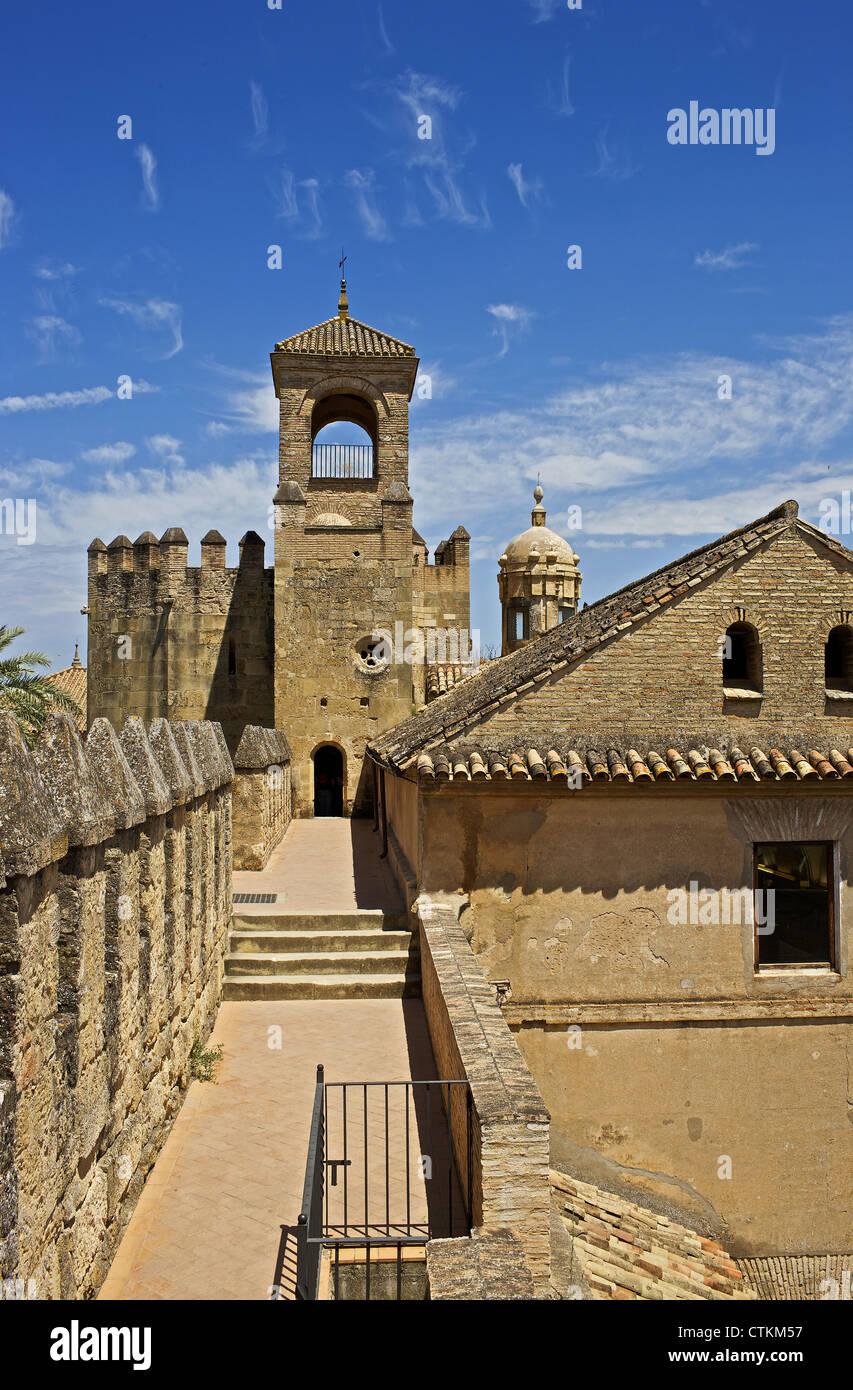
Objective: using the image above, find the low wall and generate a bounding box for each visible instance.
[232,726,292,870]
[415,894,551,1293]
[0,711,234,1299]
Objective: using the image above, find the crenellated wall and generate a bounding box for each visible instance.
[0,710,234,1299]
[86,528,274,751]
[232,726,292,870]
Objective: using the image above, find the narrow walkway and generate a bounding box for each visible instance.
[233,818,403,915]
[100,1000,450,1300]
[101,820,461,1302]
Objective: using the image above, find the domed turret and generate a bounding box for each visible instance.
[498,486,581,654]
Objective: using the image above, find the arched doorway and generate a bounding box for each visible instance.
[314,744,344,817]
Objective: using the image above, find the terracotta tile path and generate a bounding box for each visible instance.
[101,821,465,1302]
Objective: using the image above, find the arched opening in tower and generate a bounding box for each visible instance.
[314,744,344,817]
[311,393,376,479]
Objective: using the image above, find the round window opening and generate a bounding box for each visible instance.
[355,634,390,673]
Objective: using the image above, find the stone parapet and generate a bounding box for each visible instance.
[0,712,233,1299]
[426,1228,537,1300]
[415,894,551,1293]
[232,727,292,870]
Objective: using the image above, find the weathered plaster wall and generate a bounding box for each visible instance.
[412,781,853,1255]
[0,711,233,1299]
[232,726,292,870]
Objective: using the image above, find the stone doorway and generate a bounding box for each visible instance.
[314,744,344,816]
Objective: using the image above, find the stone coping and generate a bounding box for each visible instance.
[233,725,292,770]
[417,894,548,1127]
[0,713,233,881]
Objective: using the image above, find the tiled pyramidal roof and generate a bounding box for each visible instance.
[274,316,415,358]
[46,657,87,732]
[414,743,853,784]
[371,500,822,769]
[551,1170,756,1301]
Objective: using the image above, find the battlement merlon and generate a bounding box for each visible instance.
[87,530,269,588]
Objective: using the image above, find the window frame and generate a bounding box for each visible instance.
[752,839,836,972]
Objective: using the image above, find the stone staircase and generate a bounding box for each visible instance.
[223,910,420,1000]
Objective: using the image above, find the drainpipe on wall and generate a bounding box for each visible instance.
[379,765,388,859]
[371,758,380,833]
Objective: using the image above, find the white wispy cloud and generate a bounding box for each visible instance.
[486,303,534,357]
[695,241,759,271]
[390,70,489,229]
[80,442,137,465]
[26,315,81,361]
[100,297,182,357]
[344,168,389,241]
[0,190,17,250]
[589,125,639,180]
[507,162,544,208]
[268,168,323,237]
[201,364,278,435]
[545,52,574,117]
[135,144,159,211]
[0,379,157,415]
[34,260,79,280]
[377,4,393,55]
[249,80,268,141]
[408,317,853,539]
[410,360,455,407]
[528,0,563,20]
[146,434,184,465]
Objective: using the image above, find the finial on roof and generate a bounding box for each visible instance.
[71,643,82,669]
[532,483,546,527]
[338,246,349,320]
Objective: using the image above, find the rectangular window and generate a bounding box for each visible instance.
[753,841,835,969]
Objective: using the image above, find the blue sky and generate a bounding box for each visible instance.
[1,0,852,665]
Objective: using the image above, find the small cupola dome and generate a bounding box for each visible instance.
[498,485,582,655]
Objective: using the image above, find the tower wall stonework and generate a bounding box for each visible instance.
[271,312,424,817]
[87,534,274,752]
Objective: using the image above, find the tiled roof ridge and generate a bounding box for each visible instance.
[370,500,807,766]
[410,740,853,785]
[274,314,415,357]
[372,500,800,767]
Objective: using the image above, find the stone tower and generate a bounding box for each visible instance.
[498,485,581,655]
[271,278,421,817]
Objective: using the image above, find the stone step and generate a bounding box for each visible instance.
[229,929,417,954]
[231,910,410,932]
[222,973,422,1001]
[225,950,415,977]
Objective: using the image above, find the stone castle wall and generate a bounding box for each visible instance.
[232,726,292,870]
[0,711,233,1299]
[87,530,273,752]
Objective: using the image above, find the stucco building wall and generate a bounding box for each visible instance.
[402,779,853,1255]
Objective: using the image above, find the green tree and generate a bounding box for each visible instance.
[0,625,82,744]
